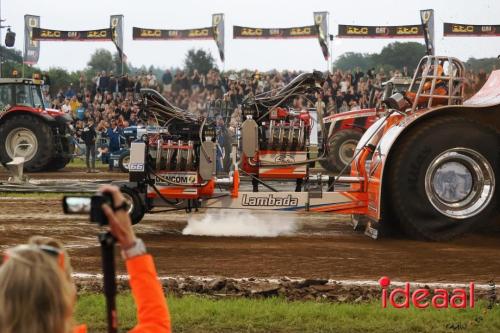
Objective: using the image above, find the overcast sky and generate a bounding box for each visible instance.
[3,0,500,72]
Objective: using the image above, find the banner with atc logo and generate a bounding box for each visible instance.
[132,27,214,40]
[23,14,40,64]
[32,27,113,41]
[233,25,318,39]
[443,23,500,36]
[337,24,424,38]
[132,14,225,62]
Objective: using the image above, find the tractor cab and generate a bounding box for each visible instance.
[404,56,465,110]
[0,77,47,112]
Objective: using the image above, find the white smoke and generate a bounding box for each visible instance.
[182,210,298,237]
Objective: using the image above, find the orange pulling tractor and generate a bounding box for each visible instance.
[121,56,500,241]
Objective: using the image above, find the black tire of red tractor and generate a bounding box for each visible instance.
[119,151,130,173]
[0,114,54,172]
[47,136,74,171]
[321,129,363,173]
[120,186,146,225]
[47,156,71,171]
[386,116,499,241]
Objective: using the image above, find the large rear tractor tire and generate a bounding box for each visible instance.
[320,129,363,173]
[120,186,146,225]
[386,116,498,241]
[0,115,54,172]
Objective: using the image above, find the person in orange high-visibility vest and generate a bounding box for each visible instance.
[0,185,171,333]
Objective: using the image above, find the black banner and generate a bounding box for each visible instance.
[133,27,214,40]
[212,13,225,62]
[233,25,318,39]
[420,9,435,55]
[443,23,500,36]
[32,27,113,41]
[110,15,124,55]
[24,14,40,64]
[337,24,423,38]
[314,11,329,60]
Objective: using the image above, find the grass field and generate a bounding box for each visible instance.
[75,293,499,333]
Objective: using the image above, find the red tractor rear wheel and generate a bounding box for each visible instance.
[320,129,363,173]
[0,114,54,172]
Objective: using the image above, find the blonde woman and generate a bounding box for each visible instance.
[0,185,171,333]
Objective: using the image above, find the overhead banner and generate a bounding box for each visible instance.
[443,23,500,36]
[337,24,423,38]
[233,25,318,39]
[212,13,225,62]
[32,27,113,41]
[133,15,224,62]
[132,27,214,40]
[420,9,435,55]
[314,11,329,60]
[23,14,40,65]
[110,15,124,57]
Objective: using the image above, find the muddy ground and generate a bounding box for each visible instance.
[1,169,500,285]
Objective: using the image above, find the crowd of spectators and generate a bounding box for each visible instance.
[39,65,489,170]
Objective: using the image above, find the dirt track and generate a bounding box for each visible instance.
[1,191,500,284]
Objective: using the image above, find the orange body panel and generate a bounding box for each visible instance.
[199,179,215,197]
[147,179,215,200]
[406,89,448,107]
[259,167,306,179]
[231,170,240,198]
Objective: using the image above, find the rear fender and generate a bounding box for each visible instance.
[366,104,500,222]
[326,108,379,139]
[0,109,56,125]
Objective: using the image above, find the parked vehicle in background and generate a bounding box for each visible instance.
[0,76,73,171]
[320,77,412,173]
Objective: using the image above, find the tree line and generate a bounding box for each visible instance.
[333,41,500,73]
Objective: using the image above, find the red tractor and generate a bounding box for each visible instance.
[0,77,74,171]
[320,77,412,173]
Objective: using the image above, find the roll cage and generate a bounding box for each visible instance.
[407,55,465,111]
